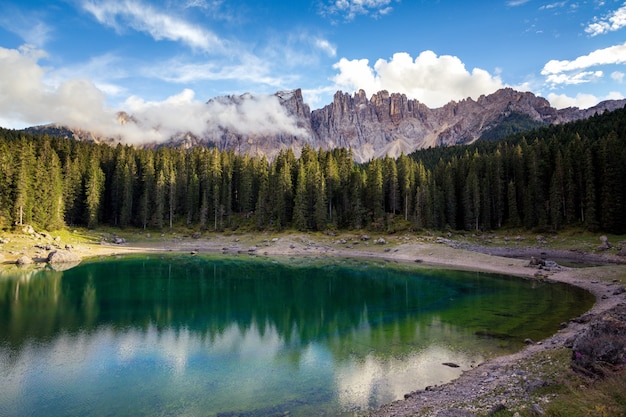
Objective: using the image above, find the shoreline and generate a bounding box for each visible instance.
[2,232,626,415]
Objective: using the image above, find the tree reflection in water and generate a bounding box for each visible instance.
[0,255,593,416]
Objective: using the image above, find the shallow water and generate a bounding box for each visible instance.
[0,254,593,416]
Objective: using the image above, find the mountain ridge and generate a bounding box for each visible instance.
[24,88,626,163]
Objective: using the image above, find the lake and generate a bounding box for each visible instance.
[0,254,594,416]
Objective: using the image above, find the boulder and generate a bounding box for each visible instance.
[571,305,626,376]
[21,225,35,235]
[16,255,33,265]
[47,250,81,264]
[598,235,612,251]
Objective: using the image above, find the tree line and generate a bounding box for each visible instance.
[0,106,625,234]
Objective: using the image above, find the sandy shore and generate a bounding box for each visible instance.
[2,231,626,416]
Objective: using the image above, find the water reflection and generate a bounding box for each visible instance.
[0,255,594,416]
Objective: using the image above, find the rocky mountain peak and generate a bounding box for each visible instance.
[24,88,626,163]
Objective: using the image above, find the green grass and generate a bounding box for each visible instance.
[540,370,626,417]
[484,349,626,417]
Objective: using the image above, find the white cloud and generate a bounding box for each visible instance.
[315,38,337,57]
[539,2,568,11]
[124,89,306,142]
[0,45,114,128]
[542,42,626,75]
[541,42,626,87]
[544,70,604,85]
[507,0,530,6]
[0,45,305,143]
[585,3,626,36]
[332,51,504,107]
[612,71,625,82]
[81,0,225,52]
[321,0,396,20]
[548,91,625,109]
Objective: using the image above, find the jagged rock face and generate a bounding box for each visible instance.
[310,89,437,162]
[309,88,625,162]
[25,88,626,163]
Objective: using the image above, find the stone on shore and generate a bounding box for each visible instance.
[598,235,611,251]
[47,250,81,264]
[571,305,626,376]
[16,255,33,265]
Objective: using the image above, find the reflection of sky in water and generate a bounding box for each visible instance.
[333,316,480,411]
[0,318,481,416]
[0,257,593,416]
[335,346,473,410]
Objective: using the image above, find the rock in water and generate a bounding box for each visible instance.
[442,362,460,368]
[47,250,81,264]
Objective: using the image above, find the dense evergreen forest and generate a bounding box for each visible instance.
[0,106,625,234]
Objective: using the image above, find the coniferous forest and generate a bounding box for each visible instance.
[0,106,625,234]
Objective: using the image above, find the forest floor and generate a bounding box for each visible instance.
[1,227,626,416]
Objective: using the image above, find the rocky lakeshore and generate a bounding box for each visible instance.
[1,229,625,416]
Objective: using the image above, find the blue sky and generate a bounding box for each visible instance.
[1,0,625,139]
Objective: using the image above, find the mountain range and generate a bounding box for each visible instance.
[26,88,626,163]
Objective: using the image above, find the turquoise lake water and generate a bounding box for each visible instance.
[0,254,594,416]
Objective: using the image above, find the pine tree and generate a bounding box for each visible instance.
[155,168,166,229]
[397,153,415,222]
[63,156,84,226]
[463,155,481,231]
[507,180,521,227]
[549,150,565,230]
[121,155,137,227]
[442,160,457,229]
[209,149,221,231]
[366,159,384,224]
[220,151,234,228]
[599,132,625,233]
[583,149,599,231]
[488,150,505,229]
[0,140,14,228]
[273,157,293,230]
[348,168,365,229]
[382,156,400,215]
[138,151,156,229]
[168,162,176,230]
[254,157,270,229]
[33,140,65,229]
[85,153,105,229]
[13,137,36,226]
[314,170,327,231]
[323,151,339,225]
[292,163,308,231]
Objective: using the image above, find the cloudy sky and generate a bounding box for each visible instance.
[1,0,625,139]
